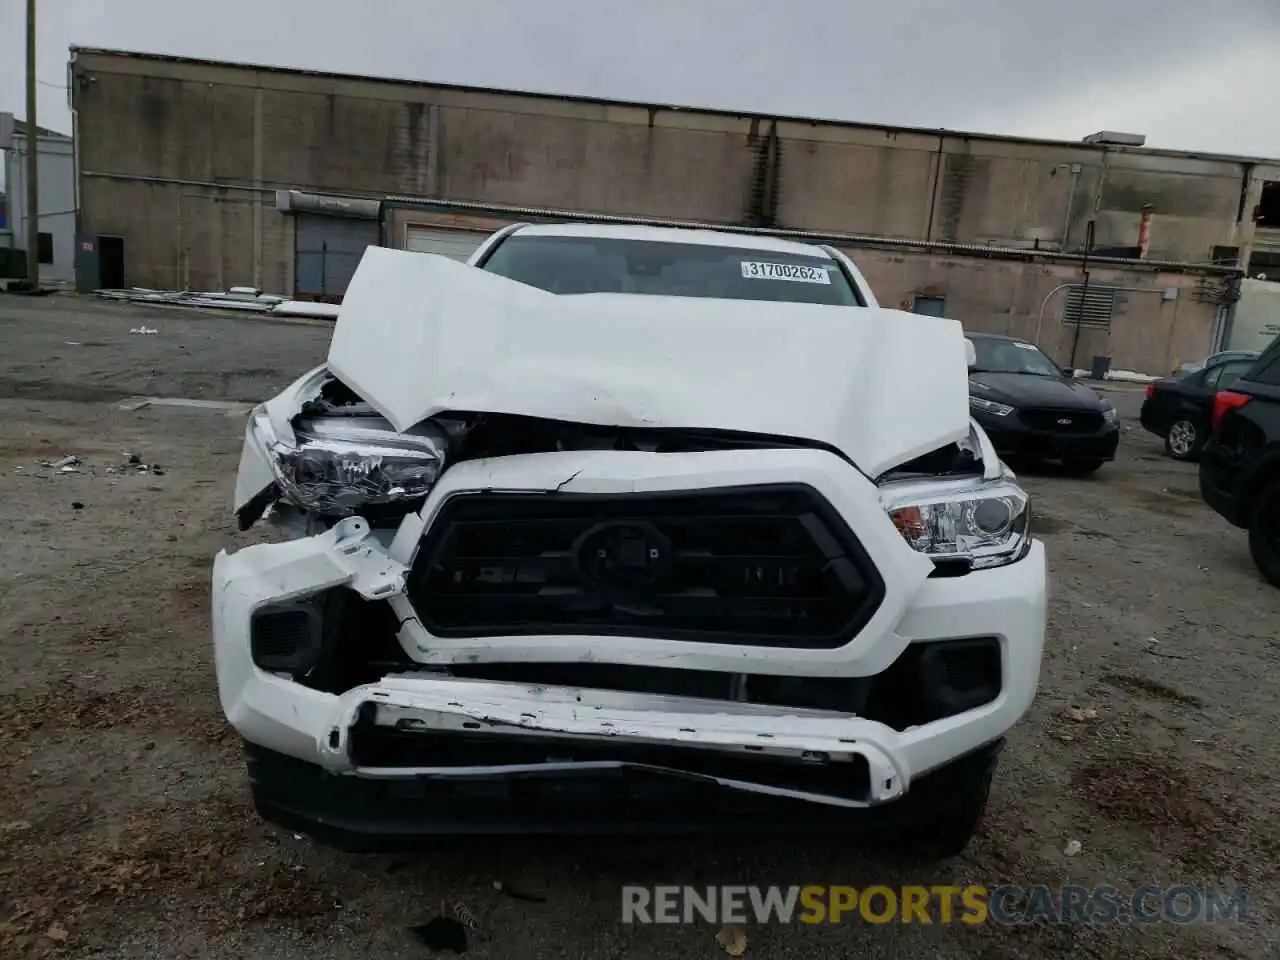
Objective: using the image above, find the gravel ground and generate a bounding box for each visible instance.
[1,294,1277,960]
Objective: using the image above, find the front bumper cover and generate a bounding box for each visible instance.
[245,738,1006,843]
[214,448,1047,832]
[974,414,1120,461]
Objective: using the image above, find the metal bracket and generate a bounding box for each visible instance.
[326,516,408,600]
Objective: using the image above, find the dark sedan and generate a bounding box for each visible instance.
[1139,354,1256,460]
[966,333,1120,474]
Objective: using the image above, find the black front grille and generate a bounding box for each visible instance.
[1018,408,1105,433]
[407,485,885,648]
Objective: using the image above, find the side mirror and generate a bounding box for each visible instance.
[964,339,977,369]
[1061,365,1075,378]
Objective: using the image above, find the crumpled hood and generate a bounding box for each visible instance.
[325,247,970,477]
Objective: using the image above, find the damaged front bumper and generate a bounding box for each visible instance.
[214,449,1046,838]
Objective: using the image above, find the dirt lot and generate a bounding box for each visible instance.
[1,293,1277,959]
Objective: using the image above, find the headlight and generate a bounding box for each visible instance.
[1101,401,1118,423]
[249,411,447,517]
[883,480,1030,570]
[969,396,1014,417]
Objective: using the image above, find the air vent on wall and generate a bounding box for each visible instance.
[1062,284,1120,328]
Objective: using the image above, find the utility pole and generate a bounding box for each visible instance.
[25,0,40,288]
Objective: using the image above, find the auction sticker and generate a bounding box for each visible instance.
[740,261,832,284]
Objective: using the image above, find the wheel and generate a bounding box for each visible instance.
[1060,458,1104,475]
[1247,481,1280,588]
[872,749,999,862]
[1164,418,1204,461]
[900,762,994,861]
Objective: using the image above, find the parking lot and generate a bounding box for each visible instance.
[1,293,1277,959]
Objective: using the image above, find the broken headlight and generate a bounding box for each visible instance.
[881,479,1030,570]
[250,412,447,517]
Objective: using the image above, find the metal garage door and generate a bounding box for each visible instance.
[294,214,380,301]
[404,226,489,263]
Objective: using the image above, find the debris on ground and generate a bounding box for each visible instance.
[1064,839,1083,857]
[99,285,338,320]
[72,502,85,510]
[451,901,480,932]
[493,879,547,903]
[1063,706,1099,722]
[117,453,162,475]
[129,326,159,335]
[49,455,80,470]
[716,924,748,957]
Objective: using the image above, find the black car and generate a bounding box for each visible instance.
[1199,336,1280,587]
[1139,354,1257,460]
[965,333,1120,474]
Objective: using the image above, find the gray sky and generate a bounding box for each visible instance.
[2,0,1280,158]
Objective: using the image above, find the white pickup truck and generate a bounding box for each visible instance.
[213,221,1046,858]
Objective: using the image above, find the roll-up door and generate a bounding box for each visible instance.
[404,226,489,263]
[294,214,380,301]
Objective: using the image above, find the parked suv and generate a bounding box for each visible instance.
[1199,336,1280,586]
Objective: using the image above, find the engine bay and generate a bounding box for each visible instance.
[238,372,985,531]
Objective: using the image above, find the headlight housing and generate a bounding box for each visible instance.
[1101,400,1118,423]
[882,479,1031,570]
[969,396,1014,417]
[249,411,448,517]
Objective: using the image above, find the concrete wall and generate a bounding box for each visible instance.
[773,123,1254,262]
[71,50,1247,370]
[4,133,76,283]
[71,51,770,291]
[73,51,1270,283]
[847,248,1223,375]
[381,200,1226,375]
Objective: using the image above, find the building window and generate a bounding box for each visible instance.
[912,295,946,317]
[37,232,53,265]
[1256,182,1280,229]
[1210,245,1240,267]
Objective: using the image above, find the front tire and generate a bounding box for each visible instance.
[876,749,999,862]
[1164,418,1203,461]
[1247,481,1280,588]
[901,770,993,861]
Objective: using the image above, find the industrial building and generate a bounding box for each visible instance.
[69,47,1280,374]
[0,115,76,284]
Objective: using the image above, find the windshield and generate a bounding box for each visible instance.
[968,337,1061,377]
[480,235,863,305]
